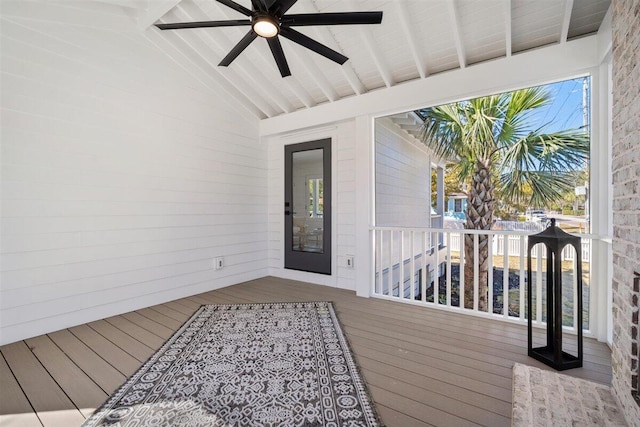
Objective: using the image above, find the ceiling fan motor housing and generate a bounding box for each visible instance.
[252,13,280,38]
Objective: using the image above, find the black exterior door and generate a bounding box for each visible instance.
[284,139,331,275]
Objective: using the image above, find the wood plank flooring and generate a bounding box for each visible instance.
[0,276,612,427]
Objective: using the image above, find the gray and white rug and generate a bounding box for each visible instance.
[84,301,382,426]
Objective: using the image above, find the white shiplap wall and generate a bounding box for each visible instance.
[375,118,432,227]
[0,3,266,345]
[267,121,356,290]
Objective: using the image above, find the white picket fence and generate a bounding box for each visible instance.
[449,233,591,262]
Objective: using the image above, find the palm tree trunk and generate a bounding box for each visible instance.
[464,159,494,310]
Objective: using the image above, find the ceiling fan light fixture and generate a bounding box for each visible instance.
[253,15,279,38]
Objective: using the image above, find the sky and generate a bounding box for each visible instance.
[527,76,589,133]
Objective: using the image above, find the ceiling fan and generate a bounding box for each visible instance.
[155,0,383,77]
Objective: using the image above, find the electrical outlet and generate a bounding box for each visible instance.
[215,257,224,270]
[346,255,354,269]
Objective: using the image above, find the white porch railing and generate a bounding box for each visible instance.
[372,226,593,335]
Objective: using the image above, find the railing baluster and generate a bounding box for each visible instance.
[459,231,465,309]
[388,230,393,297]
[434,230,439,305]
[488,233,494,315]
[399,231,404,299]
[503,233,509,318]
[520,235,526,321]
[375,230,380,295]
[421,231,427,303]
[473,233,479,312]
[410,231,415,301]
[446,231,452,307]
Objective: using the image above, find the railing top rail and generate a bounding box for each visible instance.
[371,226,608,241]
[373,226,530,236]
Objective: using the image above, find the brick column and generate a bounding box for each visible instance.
[611,0,640,425]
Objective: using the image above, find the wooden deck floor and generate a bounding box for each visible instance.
[1,276,612,427]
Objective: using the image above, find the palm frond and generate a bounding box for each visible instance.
[418,104,466,161]
[498,87,551,144]
[499,170,575,207]
[499,127,589,173]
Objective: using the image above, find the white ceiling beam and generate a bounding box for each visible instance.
[357,28,393,88]
[282,78,314,109]
[261,35,598,135]
[137,0,181,32]
[448,0,467,69]
[396,1,426,79]
[280,41,339,103]
[339,58,367,95]
[296,2,366,96]
[560,0,575,43]
[175,2,294,114]
[345,0,393,88]
[204,0,315,110]
[309,30,366,96]
[504,0,512,57]
[295,27,365,96]
[144,27,266,119]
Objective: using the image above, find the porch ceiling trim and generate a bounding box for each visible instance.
[260,35,599,136]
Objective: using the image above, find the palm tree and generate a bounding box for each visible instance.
[417,87,589,311]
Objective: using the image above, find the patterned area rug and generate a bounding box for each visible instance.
[83,302,382,426]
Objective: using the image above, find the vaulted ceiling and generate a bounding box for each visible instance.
[94,0,611,119]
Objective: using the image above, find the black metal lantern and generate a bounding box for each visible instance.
[527,218,583,370]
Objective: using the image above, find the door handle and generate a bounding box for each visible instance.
[284,210,291,215]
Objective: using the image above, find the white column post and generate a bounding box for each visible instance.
[355,115,373,297]
[589,59,613,343]
[427,157,432,227]
[437,166,445,237]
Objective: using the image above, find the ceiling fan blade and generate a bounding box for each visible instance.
[271,0,298,17]
[267,37,291,77]
[156,20,251,30]
[216,0,252,16]
[282,11,383,26]
[219,30,258,66]
[279,27,348,64]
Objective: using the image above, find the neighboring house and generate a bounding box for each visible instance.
[446,193,467,221]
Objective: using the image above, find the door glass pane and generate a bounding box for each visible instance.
[292,149,324,253]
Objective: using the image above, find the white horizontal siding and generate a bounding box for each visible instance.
[375,118,431,227]
[0,3,266,345]
[334,122,357,288]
